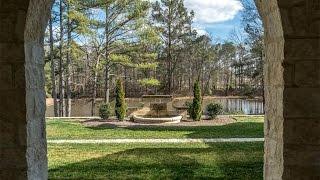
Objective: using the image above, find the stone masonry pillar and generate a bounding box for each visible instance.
[0,0,52,179]
[257,0,320,179]
[0,0,319,179]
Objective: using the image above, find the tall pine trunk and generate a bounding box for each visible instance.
[65,1,72,117]
[166,3,172,95]
[104,62,110,103]
[59,0,65,117]
[49,13,59,117]
[104,4,110,103]
[92,55,100,116]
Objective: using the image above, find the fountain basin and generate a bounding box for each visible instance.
[132,115,182,124]
[131,96,182,124]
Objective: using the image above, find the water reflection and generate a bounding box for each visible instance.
[214,98,264,115]
[46,97,265,117]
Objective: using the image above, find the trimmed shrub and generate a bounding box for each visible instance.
[115,79,127,121]
[206,103,223,119]
[191,82,202,121]
[99,103,111,120]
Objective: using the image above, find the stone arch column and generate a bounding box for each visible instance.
[0,0,52,179]
[256,0,320,179]
[0,0,319,179]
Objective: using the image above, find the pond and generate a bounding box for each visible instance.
[172,97,264,115]
[214,98,264,115]
[46,97,265,117]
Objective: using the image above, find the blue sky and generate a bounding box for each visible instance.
[51,0,246,43]
[203,13,243,41]
[150,0,245,41]
[181,0,244,41]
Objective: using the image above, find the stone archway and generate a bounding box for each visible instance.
[0,0,319,179]
[256,0,320,179]
[0,0,51,179]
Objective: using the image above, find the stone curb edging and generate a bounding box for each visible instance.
[132,115,182,124]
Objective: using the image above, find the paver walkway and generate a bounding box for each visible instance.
[48,138,264,144]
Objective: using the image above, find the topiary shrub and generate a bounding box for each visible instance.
[206,103,223,119]
[191,81,202,121]
[99,103,111,120]
[115,79,127,121]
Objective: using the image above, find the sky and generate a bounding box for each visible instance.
[50,0,246,43]
[151,0,245,41]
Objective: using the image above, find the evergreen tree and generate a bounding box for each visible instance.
[58,0,65,117]
[152,0,194,94]
[191,81,202,121]
[65,0,91,117]
[100,0,150,103]
[115,79,126,121]
[241,0,264,96]
[128,19,161,94]
[49,8,59,117]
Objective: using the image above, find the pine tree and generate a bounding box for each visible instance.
[49,10,59,117]
[100,0,149,103]
[152,0,194,94]
[58,0,65,117]
[191,81,202,121]
[115,79,126,121]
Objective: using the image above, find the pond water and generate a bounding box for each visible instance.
[172,97,264,115]
[46,97,264,117]
[214,98,264,115]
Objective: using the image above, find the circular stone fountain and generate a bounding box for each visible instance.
[132,96,182,124]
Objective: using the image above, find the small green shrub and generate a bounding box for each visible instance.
[115,79,127,121]
[191,82,202,121]
[206,103,223,119]
[185,101,193,116]
[99,103,111,120]
[240,84,255,97]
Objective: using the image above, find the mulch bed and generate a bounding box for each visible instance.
[81,116,236,128]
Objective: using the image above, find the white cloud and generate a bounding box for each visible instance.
[149,0,243,24]
[193,25,209,36]
[185,0,243,24]
[149,0,243,37]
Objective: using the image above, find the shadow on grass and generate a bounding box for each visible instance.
[49,143,263,179]
[87,122,264,138]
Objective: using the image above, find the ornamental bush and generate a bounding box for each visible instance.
[99,103,111,120]
[191,81,202,121]
[115,79,126,121]
[206,103,223,119]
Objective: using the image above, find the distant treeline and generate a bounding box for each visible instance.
[44,0,263,117]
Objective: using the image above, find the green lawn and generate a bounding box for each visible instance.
[48,142,264,179]
[47,116,264,139]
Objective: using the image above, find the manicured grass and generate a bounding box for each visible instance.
[48,142,263,179]
[46,116,264,140]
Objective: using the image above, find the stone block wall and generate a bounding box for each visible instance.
[280,0,320,178]
[0,0,319,179]
[0,1,29,178]
[257,0,320,179]
[0,0,51,179]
